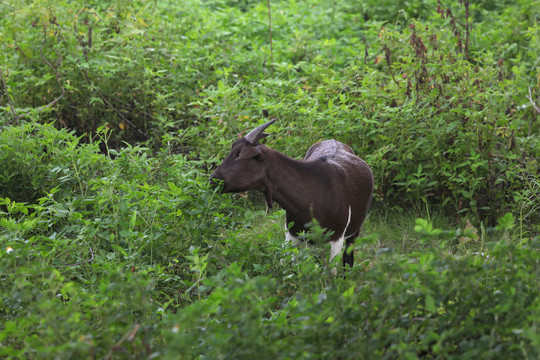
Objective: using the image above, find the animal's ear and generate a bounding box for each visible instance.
[236,146,264,161]
[258,132,271,141]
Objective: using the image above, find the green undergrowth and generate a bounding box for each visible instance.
[1,0,539,358]
[0,123,538,358]
[1,0,539,221]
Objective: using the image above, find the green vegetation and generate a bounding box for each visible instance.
[1,0,539,358]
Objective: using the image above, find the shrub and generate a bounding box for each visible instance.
[164,223,540,359]
[0,1,538,357]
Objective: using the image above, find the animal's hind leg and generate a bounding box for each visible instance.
[343,230,359,268]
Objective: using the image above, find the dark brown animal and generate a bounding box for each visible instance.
[210,119,374,268]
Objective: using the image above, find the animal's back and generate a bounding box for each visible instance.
[304,139,354,161]
[304,140,371,179]
[303,139,374,236]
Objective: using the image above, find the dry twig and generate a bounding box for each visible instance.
[62,246,95,267]
[104,324,140,360]
[526,87,539,137]
[526,87,540,114]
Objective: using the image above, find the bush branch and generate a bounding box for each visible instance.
[0,66,16,119]
[267,0,274,76]
[2,19,65,128]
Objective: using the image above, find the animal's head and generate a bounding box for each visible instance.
[210,119,276,197]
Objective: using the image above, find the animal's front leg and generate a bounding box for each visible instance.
[284,227,300,247]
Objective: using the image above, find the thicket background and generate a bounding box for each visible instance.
[1,0,539,358]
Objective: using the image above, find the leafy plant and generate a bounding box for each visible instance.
[0,0,538,358]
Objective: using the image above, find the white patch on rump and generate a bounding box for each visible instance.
[329,206,352,262]
[329,236,344,262]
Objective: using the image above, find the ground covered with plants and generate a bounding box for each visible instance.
[1,0,539,358]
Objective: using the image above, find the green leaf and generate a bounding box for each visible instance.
[425,294,436,313]
[130,210,137,231]
[496,212,515,231]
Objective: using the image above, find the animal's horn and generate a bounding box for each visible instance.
[244,119,276,144]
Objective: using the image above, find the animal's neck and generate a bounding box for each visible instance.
[264,149,320,216]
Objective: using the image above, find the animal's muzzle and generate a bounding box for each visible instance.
[209,174,225,191]
[209,175,219,187]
